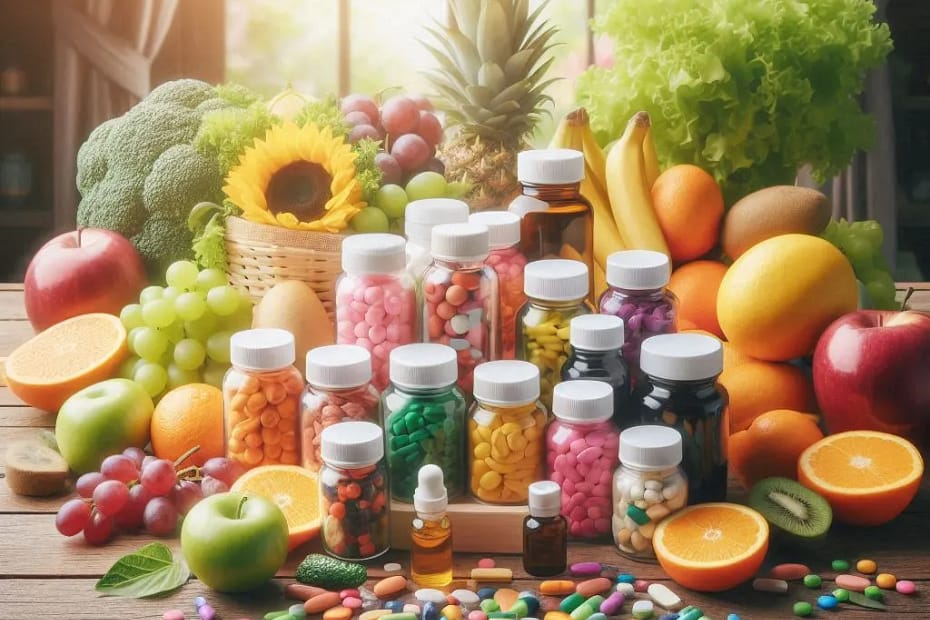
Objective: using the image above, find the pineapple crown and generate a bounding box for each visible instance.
[423,0,560,144]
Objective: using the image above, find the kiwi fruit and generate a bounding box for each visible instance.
[4,439,70,496]
[748,477,832,543]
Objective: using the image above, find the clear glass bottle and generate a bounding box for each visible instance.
[381,343,468,502]
[468,360,548,504]
[404,198,470,284]
[411,464,453,587]
[517,259,591,410]
[599,250,678,397]
[301,345,381,473]
[523,480,567,576]
[508,149,594,304]
[612,425,688,561]
[319,421,390,560]
[469,211,528,360]
[545,380,619,539]
[421,223,500,395]
[335,233,416,391]
[561,314,635,430]
[639,333,727,504]
[224,328,304,469]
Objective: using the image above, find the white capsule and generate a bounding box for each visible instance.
[647,583,682,609]
[753,578,789,594]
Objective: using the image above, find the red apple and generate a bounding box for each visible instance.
[24,228,146,331]
[813,310,930,448]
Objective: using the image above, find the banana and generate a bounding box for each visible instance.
[643,124,661,188]
[605,112,670,256]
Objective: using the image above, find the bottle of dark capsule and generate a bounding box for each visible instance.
[523,480,567,576]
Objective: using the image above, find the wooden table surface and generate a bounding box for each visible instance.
[2,284,929,619]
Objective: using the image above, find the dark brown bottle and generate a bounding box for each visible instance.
[523,480,567,577]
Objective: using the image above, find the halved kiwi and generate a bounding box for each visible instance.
[748,477,832,544]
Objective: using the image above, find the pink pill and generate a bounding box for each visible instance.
[337,321,355,340]
[353,286,366,302]
[634,579,650,593]
[835,574,871,592]
[340,589,360,599]
[354,322,370,338]
[384,295,401,315]
[446,285,468,306]
[355,337,372,351]
[163,611,185,620]
[364,287,384,304]
[343,597,363,609]
[348,309,364,324]
[372,343,388,360]
[366,306,386,325]
[468,612,488,620]
[769,563,810,580]
[369,325,387,344]
[896,580,917,595]
[577,446,603,464]
[477,558,496,568]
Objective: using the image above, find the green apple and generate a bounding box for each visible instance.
[55,378,153,474]
[181,492,289,593]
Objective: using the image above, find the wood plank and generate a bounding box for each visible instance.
[0,405,55,427]
[0,320,36,356]
[390,498,527,552]
[0,287,26,319]
[0,387,27,406]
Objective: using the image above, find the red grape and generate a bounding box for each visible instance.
[56,499,91,536]
[417,111,443,147]
[114,484,150,531]
[381,96,420,135]
[83,511,115,545]
[143,497,179,536]
[122,447,147,468]
[340,94,380,124]
[170,480,204,516]
[76,472,106,498]
[376,153,403,185]
[344,110,373,126]
[425,157,446,175]
[348,124,383,144]
[201,457,246,487]
[101,454,139,483]
[200,476,229,497]
[142,455,157,469]
[140,458,178,497]
[93,480,130,516]
[391,134,431,173]
[410,94,434,112]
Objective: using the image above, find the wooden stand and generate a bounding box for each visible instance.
[389,498,528,553]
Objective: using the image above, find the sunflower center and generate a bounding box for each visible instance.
[265,161,333,221]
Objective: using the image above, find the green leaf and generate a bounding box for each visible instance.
[846,591,887,611]
[95,543,190,598]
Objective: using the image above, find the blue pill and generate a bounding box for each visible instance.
[616,574,636,584]
[659,615,680,620]
[519,595,540,615]
[477,588,497,600]
[587,614,607,620]
[423,602,441,620]
[727,615,741,620]
[194,596,207,609]
[386,600,406,613]
[817,595,839,610]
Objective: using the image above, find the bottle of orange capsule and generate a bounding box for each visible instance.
[224,328,304,469]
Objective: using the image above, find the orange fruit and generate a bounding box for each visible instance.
[668,260,728,338]
[151,383,224,467]
[798,431,924,526]
[653,503,769,592]
[717,234,857,361]
[651,164,724,262]
[231,464,321,550]
[729,409,824,488]
[5,313,127,412]
[720,360,817,433]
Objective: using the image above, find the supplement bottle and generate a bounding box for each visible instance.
[468,360,548,504]
[224,328,303,469]
[517,259,591,410]
[507,148,594,303]
[421,223,500,394]
[639,333,727,504]
[319,421,390,560]
[546,379,619,539]
[522,480,567,577]
[469,210,527,360]
[612,425,687,560]
[405,198,470,284]
[561,314,634,429]
[382,343,467,502]
[411,464,453,587]
[335,233,416,390]
[301,344,380,473]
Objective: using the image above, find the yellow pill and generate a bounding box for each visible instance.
[485,458,515,474]
[472,459,491,478]
[499,451,525,464]
[525,441,542,457]
[471,568,513,582]
[442,606,462,620]
[479,470,503,490]
[500,422,522,436]
[503,478,530,494]
[857,559,877,574]
[556,326,570,340]
[524,426,541,441]
[506,433,527,452]
[492,432,510,456]
[476,487,501,503]
[477,426,493,442]
[473,442,491,459]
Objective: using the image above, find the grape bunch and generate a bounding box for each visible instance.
[55,447,245,545]
[117,261,253,400]
[822,218,897,309]
[353,170,471,234]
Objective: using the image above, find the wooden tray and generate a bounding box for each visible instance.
[389,498,528,553]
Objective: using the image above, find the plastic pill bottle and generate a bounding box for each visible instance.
[469,210,527,360]
[301,344,381,473]
[523,480,568,577]
[612,425,687,561]
[335,233,416,391]
[517,259,591,411]
[422,223,500,394]
[639,333,727,504]
[381,343,467,502]
[468,360,548,505]
[319,421,390,560]
[405,198,470,284]
[545,380,619,539]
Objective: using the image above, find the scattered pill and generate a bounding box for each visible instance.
[792,602,813,617]
[544,613,571,620]
[361,611,394,620]
[307,594,344,616]
[509,600,530,619]
[477,589,497,600]
[616,574,636,584]
[472,568,514,583]
[599,592,625,616]
[403,605,421,616]
[344,598,364,610]
[495,589,520,611]
[660,615,680,620]
[831,560,849,572]
[647,583,681,609]
[864,585,883,601]
[588,614,606,620]
[195,597,208,609]
[816,595,838,610]
[540,581,576,596]
[264,612,289,620]
[875,573,896,589]
[726,615,740,620]
[453,590,481,606]
[374,576,409,599]
[633,580,650,593]
[560,594,586,614]
[425,602,442,620]
[480,600,500,614]
[163,611,185,620]
[615,583,635,597]
[769,564,810,581]
[856,559,877,574]
[418,590,450,605]
[340,589,360,600]
[479,558,497,569]
[488,614,517,619]
[752,578,788,594]
[570,562,603,576]
[469,613,488,620]
[896,580,917,595]
[380,615,419,620]
[803,574,822,588]
[198,604,216,620]
[384,563,403,572]
[288,604,307,619]
[835,574,870,592]
[631,600,654,619]
[287,584,329,601]
[385,601,406,614]
[831,588,849,602]
[677,610,701,620]
[576,578,612,598]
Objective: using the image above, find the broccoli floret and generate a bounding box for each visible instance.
[145,78,215,109]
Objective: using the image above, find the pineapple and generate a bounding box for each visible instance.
[424,0,559,210]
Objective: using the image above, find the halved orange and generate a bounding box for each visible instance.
[798,430,924,526]
[5,313,127,412]
[653,503,769,592]
[230,464,321,550]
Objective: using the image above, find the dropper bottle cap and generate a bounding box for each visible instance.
[413,464,448,515]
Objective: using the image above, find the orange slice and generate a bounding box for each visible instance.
[653,503,769,592]
[5,313,127,412]
[231,464,321,550]
[798,430,924,526]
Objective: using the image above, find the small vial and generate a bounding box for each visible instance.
[411,464,453,587]
[523,480,567,576]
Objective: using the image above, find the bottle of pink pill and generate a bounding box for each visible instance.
[336,233,416,391]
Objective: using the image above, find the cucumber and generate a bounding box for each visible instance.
[295,554,367,589]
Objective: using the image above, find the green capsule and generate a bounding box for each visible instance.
[792,601,813,617]
[626,504,650,525]
[560,593,586,614]
[264,612,290,620]
[481,599,500,613]
[509,600,529,619]
[488,614,517,619]
[569,604,594,620]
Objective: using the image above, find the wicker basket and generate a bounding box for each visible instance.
[224,216,344,320]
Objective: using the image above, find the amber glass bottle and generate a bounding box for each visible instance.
[523,480,567,577]
[410,464,453,587]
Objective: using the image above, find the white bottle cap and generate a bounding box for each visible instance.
[528,480,561,518]
[605,250,670,290]
[413,464,448,514]
[405,198,470,247]
[341,233,406,274]
[619,425,683,471]
[430,223,490,262]
[306,344,371,389]
[640,333,723,381]
[320,421,384,469]
[524,259,589,301]
[570,314,624,351]
[230,328,295,371]
[389,343,458,389]
[551,380,613,423]
[517,149,585,185]
[472,360,540,406]
[468,211,521,249]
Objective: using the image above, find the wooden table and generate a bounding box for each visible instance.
[1,284,929,619]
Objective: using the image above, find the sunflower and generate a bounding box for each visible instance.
[223,122,365,231]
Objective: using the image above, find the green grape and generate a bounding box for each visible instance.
[134,327,168,363]
[405,171,447,201]
[118,356,142,379]
[120,304,145,331]
[841,235,873,275]
[127,327,145,355]
[134,362,168,398]
[202,360,227,388]
[161,322,186,344]
[447,181,471,199]
[167,363,202,389]
[165,260,200,290]
[855,220,884,253]
[206,331,232,364]
[161,286,183,304]
[173,338,207,371]
[184,313,218,341]
[863,268,897,310]
[389,217,405,235]
[375,184,409,219]
[175,291,207,322]
[350,207,390,233]
[196,268,227,291]
[139,285,164,304]
[206,285,240,316]
[142,299,176,328]
[220,295,254,332]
